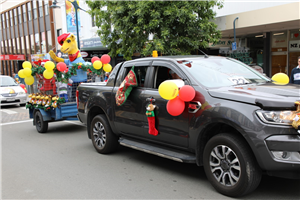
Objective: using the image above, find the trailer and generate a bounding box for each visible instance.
[29,102,78,133]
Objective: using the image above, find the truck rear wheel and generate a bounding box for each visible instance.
[34,111,48,133]
[203,133,262,197]
[90,114,119,154]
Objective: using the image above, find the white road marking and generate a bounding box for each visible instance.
[0,119,86,127]
[0,119,32,126]
[0,109,17,114]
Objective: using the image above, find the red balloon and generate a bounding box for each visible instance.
[167,96,185,116]
[101,54,111,64]
[20,84,25,89]
[91,56,100,63]
[64,67,69,73]
[179,85,195,102]
[56,62,67,72]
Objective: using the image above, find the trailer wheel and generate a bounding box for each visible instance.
[90,114,119,154]
[35,111,48,133]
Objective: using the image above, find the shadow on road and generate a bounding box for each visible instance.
[111,146,300,199]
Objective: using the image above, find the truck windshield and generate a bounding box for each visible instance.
[178,57,271,88]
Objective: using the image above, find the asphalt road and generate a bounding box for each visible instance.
[1,106,300,199]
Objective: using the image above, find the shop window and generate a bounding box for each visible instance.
[271,31,288,76]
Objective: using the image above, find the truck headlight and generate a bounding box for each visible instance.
[19,92,25,95]
[256,110,294,125]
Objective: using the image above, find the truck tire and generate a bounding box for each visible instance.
[34,111,48,133]
[203,133,262,197]
[90,114,119,154]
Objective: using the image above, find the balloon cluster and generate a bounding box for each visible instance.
[91,54,112,72]
[158,81,195,116]
[18,61,34,85]
[43,61,55,79]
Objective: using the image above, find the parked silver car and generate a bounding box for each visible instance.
[0,75,27,106]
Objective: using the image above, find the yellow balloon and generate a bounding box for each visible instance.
[103,64,112,72]
[44,61,55,70]
[22,61,32,69]
[271,73,289,85]
[18,69,26,78]
[43,70,54,79]
[158,81,179,100]
[25,76,34,85]
[23,68,32,77]
[93,60,103,70]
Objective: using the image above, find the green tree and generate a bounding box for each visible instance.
[86,0,223,60]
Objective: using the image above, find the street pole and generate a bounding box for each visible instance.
[233,17,239,50]
[68,0,86,50]
[75,8,80,49]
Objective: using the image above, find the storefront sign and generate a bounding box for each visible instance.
[80,51,88,58]
[31,54,50,61]
[81,38,104,48]
[289,40,300,52]
[209,39,240,48]
[0,54,25,60]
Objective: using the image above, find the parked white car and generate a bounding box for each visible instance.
[0,75,27,106]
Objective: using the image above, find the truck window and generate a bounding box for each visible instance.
[123,65,148,87]
[154,66,182,89]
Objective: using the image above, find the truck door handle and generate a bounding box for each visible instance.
[146,97,155,102]
[188,101,201,113]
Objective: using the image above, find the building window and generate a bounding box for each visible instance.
[33,9,37,19]
[45,4,49,16]
[23,5,27,22]
[18,7,21,23]
[39,6,43,17]
[9,11,13,26]
[27,3,32,21]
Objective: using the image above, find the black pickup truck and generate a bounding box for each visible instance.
[77,55,300,197]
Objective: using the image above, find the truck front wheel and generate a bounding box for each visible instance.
[203,133,262,197]
[90,114,119,154]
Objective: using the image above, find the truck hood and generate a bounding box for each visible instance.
[208,83,300,110]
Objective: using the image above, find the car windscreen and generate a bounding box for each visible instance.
[178,57,271,88]
[0,76,19,87]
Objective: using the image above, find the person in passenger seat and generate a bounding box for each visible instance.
[169,69,181,79]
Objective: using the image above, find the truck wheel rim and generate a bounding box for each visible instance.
[209,145,241,186]
[93,121,106,148]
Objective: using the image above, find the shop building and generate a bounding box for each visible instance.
[0,0,62,76]
[212,1,300,77]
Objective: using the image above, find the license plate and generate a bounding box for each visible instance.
[6,98,15,102]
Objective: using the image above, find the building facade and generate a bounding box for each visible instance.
[212,1,300,77]
[2,1,300,78]
[0,0,64,76]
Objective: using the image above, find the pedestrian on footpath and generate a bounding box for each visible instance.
[290,56,300,84]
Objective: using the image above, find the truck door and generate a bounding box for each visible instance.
[112,61,151,137]
[141,61,189,148]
